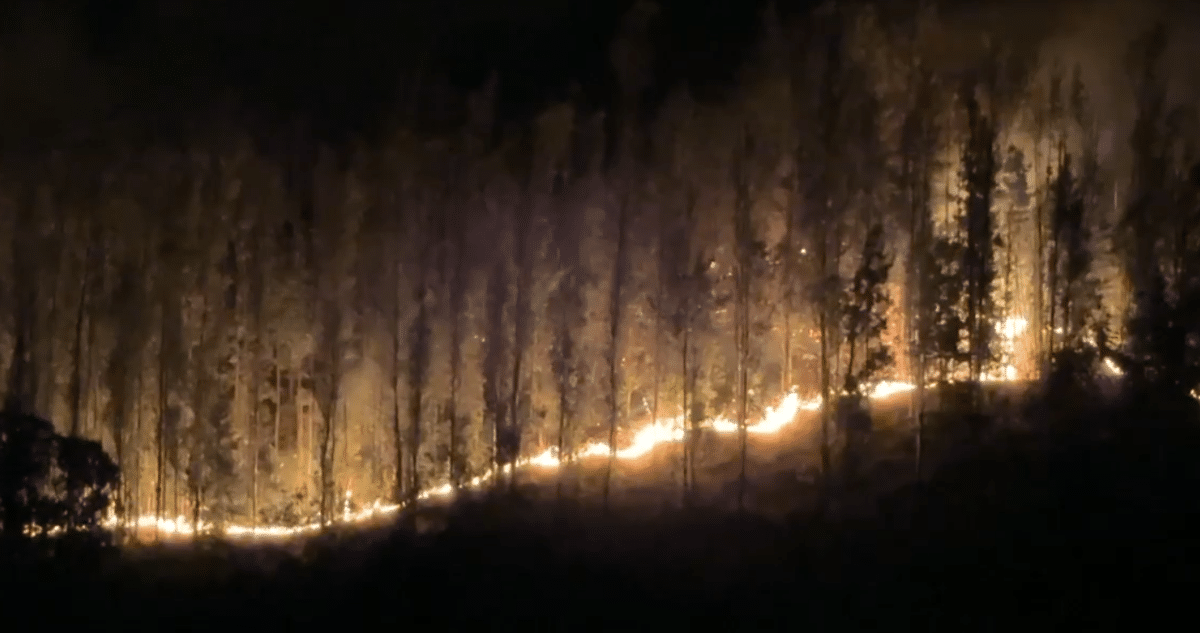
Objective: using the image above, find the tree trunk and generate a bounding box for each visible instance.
[447,233,465,490]
[681,328,691,504]
[603,195,628,509]
[1033,124,1047,372]
[733,133,753,515]
[554,295,573,500]
[273,345,281,455]
[156,307,167,533]
[817,227,834,516]
[408,291,426,506]
[736,292,750,514]
[70,265,89,437]
[250,332,262,528]
[783,195,795,394]
[389,244,404,502]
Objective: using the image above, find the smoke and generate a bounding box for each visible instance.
[1027,0,1200,170]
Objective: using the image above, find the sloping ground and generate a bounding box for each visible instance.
[514,383,1039,518]
[11,384,1200,630]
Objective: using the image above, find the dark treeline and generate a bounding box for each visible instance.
[2,0,1200,535]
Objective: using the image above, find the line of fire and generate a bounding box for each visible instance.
[1,2,1198,554]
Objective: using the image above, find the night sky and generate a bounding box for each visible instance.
[13,0,796,144]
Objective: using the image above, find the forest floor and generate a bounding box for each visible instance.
[6,383,1196,631]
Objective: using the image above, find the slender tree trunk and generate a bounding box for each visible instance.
[554,296,573,500]
[651,280,662,467]
[273,345,281,455]
[250,333,261,528]
[681,328,691,504]
[321,345,340,526]
[603,195,628,509]
[817,226,834,515]
[447,235,465,490]
[555,375,569,499]
[1048,220,1059,359]
[1033,126,1047,372]
[392,265,405,504]
[509,265,526,494]
[736,291,750,513]
[156,309,167,533]
[231,326,244,526]
[783,195,795,394]
[913,152,932,481]
[132,364,143,531]
[733,136,753,514]
[409,290,426,506]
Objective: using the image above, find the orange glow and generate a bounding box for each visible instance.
[36,312,1178,544]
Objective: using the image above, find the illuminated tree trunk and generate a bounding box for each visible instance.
[408,268,428,506]
[816,230,834,513]
[551,265,579,500]
[273,344,281,459]
[732,128,755,513]
[250,359,259,528]
[602,194,628,509]
[66,224,98,530]
[508,202,532,493]
[483,257,509,490]
[1032,114,1048,373]
[155,302,168,531]
[782,196,795,394]
[70,243,93,438]
[391,259,405,505]
[650,268,662,476]
[554,298,572,499]
[446,222,466,490]
[680,328,691,502]
[249,236,265,528]
[1047,147,1062,358]
[962,90,998,391]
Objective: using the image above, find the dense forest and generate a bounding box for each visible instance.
[2,0,1199,540]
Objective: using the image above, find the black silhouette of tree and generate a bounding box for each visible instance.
[0,401,118,557]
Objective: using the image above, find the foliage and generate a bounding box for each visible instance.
[841,223,894,397]
[0,406,118,552]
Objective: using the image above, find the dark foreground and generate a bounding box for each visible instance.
[5,413,1199,632]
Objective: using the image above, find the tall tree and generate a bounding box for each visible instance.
[600,0,657,507]
[730,124,758,512]
[959,80,1000,393]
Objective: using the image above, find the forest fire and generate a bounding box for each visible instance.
[117,313,1041,541]
[82,314,1037,542]
[39,309,1163,544]
[104,383,918,541]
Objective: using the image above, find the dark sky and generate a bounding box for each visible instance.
[9,0,787,143]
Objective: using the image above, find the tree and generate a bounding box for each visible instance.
[310,149,364,524]
[730,122,766,512]
[442,173,470,492]
[842,223,894,398]
[600,0,656,508]
[0,406,118,555]
[505,131,536,493]
[898,61,941,477]
[959,80,1000,393]
[406,184,433,507]
[602,171,630,509]
[481,200,512,488]
[838,223,894,489]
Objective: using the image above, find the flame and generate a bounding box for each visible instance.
[97,386,890,541]
[37,312,1188,543]
[1103,358,1123,376]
